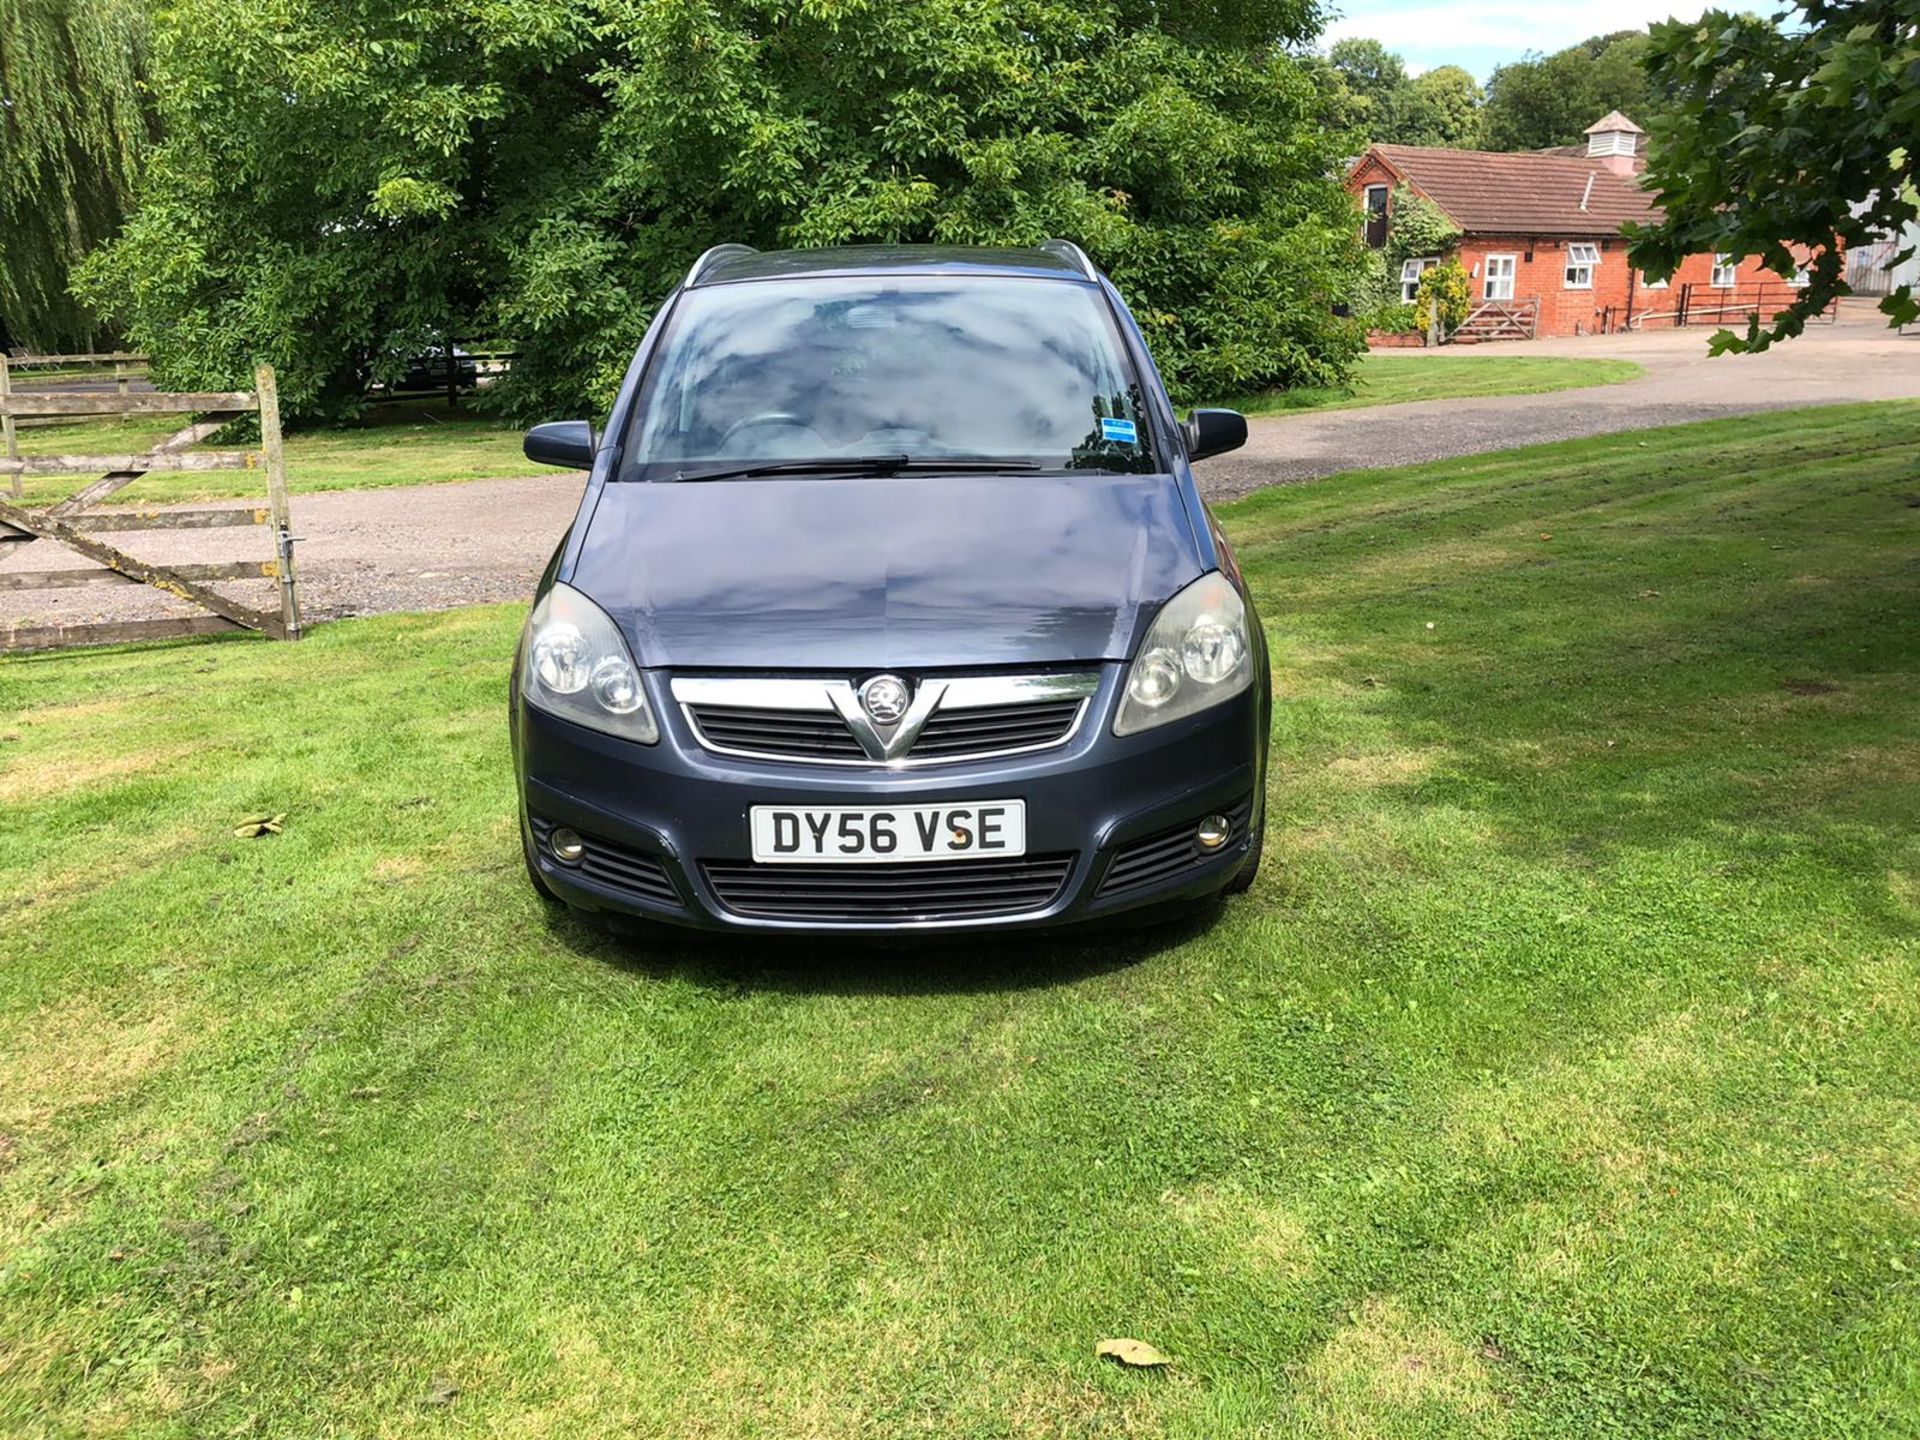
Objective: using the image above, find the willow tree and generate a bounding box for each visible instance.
[0,0,149,351]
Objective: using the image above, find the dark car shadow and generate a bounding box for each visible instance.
[541,903,1219,997]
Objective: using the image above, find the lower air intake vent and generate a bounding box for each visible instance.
[702,853,1075,923]
[1097,796,1254,898]
[531,817,681,907]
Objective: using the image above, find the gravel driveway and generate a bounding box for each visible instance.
[5,314,1918,636]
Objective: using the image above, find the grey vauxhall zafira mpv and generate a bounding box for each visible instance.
[509,240,1269,935]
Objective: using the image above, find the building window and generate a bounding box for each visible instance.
[1400,257,1439,303]
[1483,254,1517,302]
[1589,131,1636,158]
[1789,265,1811,288]
[1564,243,1601,290]
[1711,254,1738,288]
[1640,272,1669,290]
[1363,185,1389,249]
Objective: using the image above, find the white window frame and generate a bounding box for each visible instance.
[1483,253,1517,302]
[1400,256,1439,303]
[1589,131,1636,158]
[1564,243,1601,290]
[1640,272,1669,291]
[1788,265,1811,288]
[1711,254,1738,289]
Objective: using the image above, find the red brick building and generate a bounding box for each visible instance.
[1346,113,1808,339]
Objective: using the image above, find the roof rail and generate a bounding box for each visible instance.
[684,243,758,289]
[1039,238,1099,281]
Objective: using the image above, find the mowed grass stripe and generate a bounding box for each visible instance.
[1223,354,1644,415]
[0,402,1916,1436]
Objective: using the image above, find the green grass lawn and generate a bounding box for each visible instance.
[2,403,1916,1436]
[1226,354,1643,416]
[8,399,529,507]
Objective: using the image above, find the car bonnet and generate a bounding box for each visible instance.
[568,471,1206,670]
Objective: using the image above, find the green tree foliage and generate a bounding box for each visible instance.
[78,0,1367,419]
[1405,66,1484,148]
[1629,1,1918,352]
[1327,36,1408,113]
[1386,186,1459,267]
[1482,31,1663,151]
[0,0,149,351]
[1414,257,1469,335]
[1327,39,1481,149]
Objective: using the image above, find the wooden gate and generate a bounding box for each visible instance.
[0,360,302,651]
[1452,298,1540,343]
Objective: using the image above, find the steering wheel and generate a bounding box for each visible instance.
[717,412,816,451]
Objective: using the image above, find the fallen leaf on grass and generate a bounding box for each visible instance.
[232,812,287,838]
[1097,1337,1170,1368]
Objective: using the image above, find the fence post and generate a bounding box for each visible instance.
[0,354,16,499]
[254,363,302,641]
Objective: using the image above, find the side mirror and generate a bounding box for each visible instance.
[524,420,596,471]
[1184,408,1248,463]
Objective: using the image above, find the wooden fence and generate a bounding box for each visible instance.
[0,357,302,652]
[1625,282,1839,332]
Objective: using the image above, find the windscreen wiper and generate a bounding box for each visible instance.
[671,455,1045,483]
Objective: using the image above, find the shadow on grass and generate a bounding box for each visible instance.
[541,899,1221,997]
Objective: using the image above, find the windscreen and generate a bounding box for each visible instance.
[622,275,1157,476]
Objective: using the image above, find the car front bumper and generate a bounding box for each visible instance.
[514,664,1263,935]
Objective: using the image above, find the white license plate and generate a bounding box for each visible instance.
[750,800,1026,864]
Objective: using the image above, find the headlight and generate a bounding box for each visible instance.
[1114,571,1253,736]
[519,583,658,744]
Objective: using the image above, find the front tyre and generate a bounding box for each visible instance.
[1224,818,1264,895]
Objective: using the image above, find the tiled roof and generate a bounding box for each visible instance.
[1367,144,1662,237]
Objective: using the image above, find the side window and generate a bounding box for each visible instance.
[1399,257,1438,303]
[1564,243,1600,289]
[1711,254,1738,288]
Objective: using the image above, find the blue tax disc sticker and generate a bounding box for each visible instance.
[1100,417,1139,444]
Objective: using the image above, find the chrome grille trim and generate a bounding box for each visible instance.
[671,672,1099,768]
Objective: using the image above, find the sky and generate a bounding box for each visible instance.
[1322,1,1709,80]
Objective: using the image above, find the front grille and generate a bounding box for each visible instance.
[531,817,682,907]
[702,853,1076,923]
[686,704,868,761]
[908,699,1084,758]
[675,673,1097,767]
[1097,796,1255,898]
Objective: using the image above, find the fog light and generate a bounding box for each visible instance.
[1195,815,1232,851]
[549,827,585,864]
